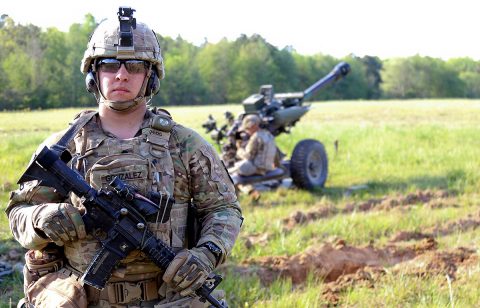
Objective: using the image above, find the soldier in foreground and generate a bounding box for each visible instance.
[6,7,242,308]
[228,114,277,198]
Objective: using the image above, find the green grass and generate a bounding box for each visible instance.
[1,99,480,306]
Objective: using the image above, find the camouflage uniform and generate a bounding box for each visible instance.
[231,129,277,176]
[6,109,242,307]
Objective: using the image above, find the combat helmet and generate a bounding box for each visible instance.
[81,7,164,111]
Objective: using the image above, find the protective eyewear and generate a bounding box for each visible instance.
[97,58,149,74]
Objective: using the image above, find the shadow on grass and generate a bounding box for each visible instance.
[246,172,467,208]
[313,173,464,202]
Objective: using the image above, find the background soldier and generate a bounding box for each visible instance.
[6,7,242,308]
[229,114,277,176]
[228,114,277,198]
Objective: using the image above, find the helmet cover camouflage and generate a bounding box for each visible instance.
[80,19,164,80]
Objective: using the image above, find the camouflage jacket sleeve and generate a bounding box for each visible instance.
[173,125,243,264]
[5,130,70,250]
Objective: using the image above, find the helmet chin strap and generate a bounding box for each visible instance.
[96,69,153,112]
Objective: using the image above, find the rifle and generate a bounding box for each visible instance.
[18,145,225,308]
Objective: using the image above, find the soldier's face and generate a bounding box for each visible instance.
[98,60,147,102]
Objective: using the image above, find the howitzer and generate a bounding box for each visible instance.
[18,145,225,308]
[204,62,350,167]
[241,61,350,136]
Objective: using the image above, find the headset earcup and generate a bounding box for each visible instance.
[146,71,160,96]
[85,71,97,93]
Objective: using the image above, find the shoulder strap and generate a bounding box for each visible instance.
[54,111,97,149]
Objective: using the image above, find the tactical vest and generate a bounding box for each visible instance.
[65,110,189,276]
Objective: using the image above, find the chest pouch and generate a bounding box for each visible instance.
[143,114,175,195]
[144,114,190,249]
[85,153,151,196]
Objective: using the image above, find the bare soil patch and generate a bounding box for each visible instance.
[389,211,480,242]
[234,237,478,305]
[238,238,436,285]
[282,190,454,231]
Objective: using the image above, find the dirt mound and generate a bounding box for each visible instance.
[235,237,480,306]
[390,231,432,242]
[392,247,476,278]
[320,246,476,305]
[457,254,479,275]
[244,233,271,249]
[321,266,385,305]
[389,211,480,242]
[235,237,477,305]
[428,213,480,236]
[239,238,437,286]
[281,206,337,231]
[282,189,452,231]
[344,189,451,212]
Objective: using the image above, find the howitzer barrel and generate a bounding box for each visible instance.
[271,106,310,132]
[303,62,350,100]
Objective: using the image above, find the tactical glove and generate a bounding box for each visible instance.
[162,247,216,296]
[32,203,86,246]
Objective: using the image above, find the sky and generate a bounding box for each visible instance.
[2,0,479,60]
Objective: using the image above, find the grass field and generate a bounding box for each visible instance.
[1,99,480,307]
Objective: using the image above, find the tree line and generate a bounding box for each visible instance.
[1,14,480,110]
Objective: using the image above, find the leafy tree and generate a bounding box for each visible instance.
[0,14,8,28]
[360,55,382,99]
[0,20,42,109]
[2,50,34,109]
[153,35,204,105]
[458,71,480,98]
[229,34,277,102]
[335,55,369,100]
[382,56,463,98]
[196,39,233,104]
[40,28,68,108]
[446,57,480,98]
[270,48,299,93]
[2,14,480,110]
[381,57,415,98]
[65,14,98,107]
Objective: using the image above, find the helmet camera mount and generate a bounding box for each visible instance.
[117,7,136,56]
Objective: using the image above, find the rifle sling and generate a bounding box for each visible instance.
[56,111,97,149]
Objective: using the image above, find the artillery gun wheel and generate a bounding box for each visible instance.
[290,139,328,190]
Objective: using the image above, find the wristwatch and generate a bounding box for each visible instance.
[199,241,223,263]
